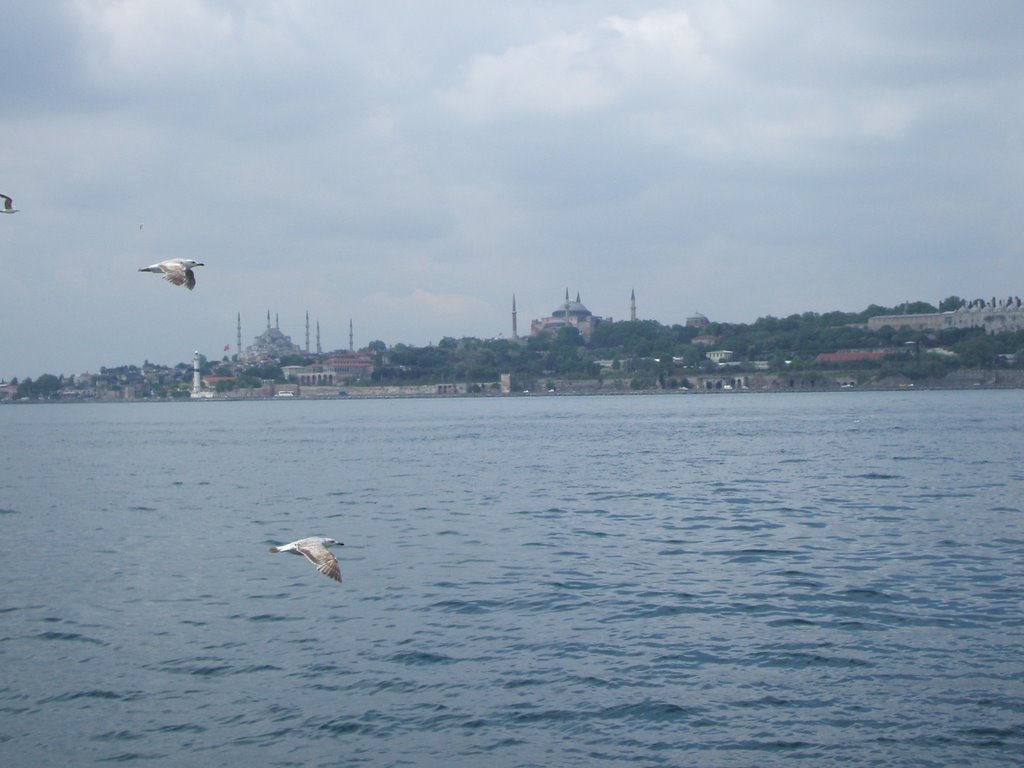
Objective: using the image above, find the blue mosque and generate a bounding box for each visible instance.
[239,311,302,363]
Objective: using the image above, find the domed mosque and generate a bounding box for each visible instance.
[240,311,302,363]
[530,289,608,340]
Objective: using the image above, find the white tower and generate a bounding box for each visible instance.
[192,350,202,394]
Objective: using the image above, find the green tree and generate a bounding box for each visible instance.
[16,374,62,399]
[954,335,999,368]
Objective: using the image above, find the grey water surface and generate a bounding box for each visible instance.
[1,390,1022,767]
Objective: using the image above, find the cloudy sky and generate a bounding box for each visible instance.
[1,1,1022,379]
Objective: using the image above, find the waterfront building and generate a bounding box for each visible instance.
[282,352,374,386]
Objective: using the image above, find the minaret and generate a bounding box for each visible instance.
[236,313,242,359]
[275,313,279,330]
[305,311,310,353]
[512,294,519,340]
[266,310,271,330]
[316,321,322,355]
[192,350,202,395]
[630,288,636,322]
[349,319,354,352]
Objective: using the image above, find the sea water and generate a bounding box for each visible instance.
[1,390,1022,767]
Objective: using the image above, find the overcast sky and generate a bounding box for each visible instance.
[2,1,1022,379]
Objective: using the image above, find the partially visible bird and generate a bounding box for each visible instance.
[137,258,204,290]
[269,537,344,582]
[1,194,18,214]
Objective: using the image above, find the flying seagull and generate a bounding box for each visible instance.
[269,537,344,582]
[1,194,17,214]
[137,258,204,290]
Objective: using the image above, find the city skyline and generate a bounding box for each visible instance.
[2,2,1022,379]
[6,288,1017,382]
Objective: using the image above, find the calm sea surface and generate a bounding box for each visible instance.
[1,390,1022,767]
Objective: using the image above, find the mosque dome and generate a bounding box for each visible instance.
[529,289,607,341]
[242,311,303,361]
[552,294,593,319]
[686,311,710,328]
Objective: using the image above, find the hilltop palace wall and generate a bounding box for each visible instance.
[866,297,1024,334]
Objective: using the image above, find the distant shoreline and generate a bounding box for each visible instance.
[5,380,1023,404]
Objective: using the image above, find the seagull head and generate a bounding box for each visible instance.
[323,538,343,547]
[182,259,205,268]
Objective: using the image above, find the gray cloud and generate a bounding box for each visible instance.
[1,1,1022,378]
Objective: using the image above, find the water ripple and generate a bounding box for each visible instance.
[1,392,1022,767]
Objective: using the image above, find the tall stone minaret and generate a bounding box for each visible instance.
[236,312,242,359]
[305,311,310,353]
[630,288,636,322]
[512,294,518,339]
[316,320,322,355]
[266,310,271,330]
[275,313,279,330]
[349,319,354,352]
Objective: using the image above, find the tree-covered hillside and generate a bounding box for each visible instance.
[364,297,1024,388]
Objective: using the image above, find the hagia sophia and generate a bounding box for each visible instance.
[522,289,630,340]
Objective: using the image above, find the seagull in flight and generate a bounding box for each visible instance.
[269,537,344,582]
[1,194,18,214]
[137,258,204,290]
